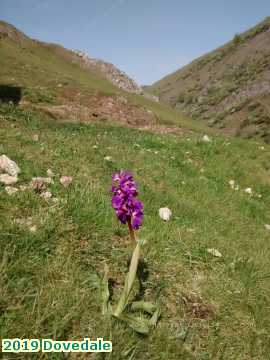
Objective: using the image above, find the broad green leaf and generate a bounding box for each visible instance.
[149,306,161,327]
[131,301,157,315]
[114,243,141,317]
[116,313,150,335]
[101,263,111,316]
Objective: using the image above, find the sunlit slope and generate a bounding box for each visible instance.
[1,105,270,358]
[0,22,210,134]
[148,17,270,141]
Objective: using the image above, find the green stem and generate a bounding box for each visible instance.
[114,221,140,317]
[127,219,136,243]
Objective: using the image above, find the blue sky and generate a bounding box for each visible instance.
[1,0,269,84]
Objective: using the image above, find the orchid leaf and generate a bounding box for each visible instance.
[116,313,150,335]
[101,263,111,316]
[114,242,141,317]
[149,306,161,327]
[131,301,157,315]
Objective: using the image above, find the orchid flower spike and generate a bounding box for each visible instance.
[111,171,144,230]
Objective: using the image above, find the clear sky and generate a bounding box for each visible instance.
[1,1,269,85]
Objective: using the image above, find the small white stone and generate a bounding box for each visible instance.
[60,176,73,187]
[19,185,29,191]
[0,174,18,185]
[47,169,54,177]
[40,191,52,199]
[264,224,270,231]
[0,155,20,176]
[93,145,98,149]
[32,134,39,142]
[202,135,212,143]
[104,156,112,161]
[159,207,172,221]
[29,225,37,233]
[31,177,53,184]
[229,180,239,191]
[207,248,222,257]
[5,186,18,195]
[244,187,252,195]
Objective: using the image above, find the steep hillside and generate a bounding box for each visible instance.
[148,17,270,142]
[0,21,208,135]
[0,21,142,94]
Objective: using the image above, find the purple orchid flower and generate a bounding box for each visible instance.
[111,171,143,230]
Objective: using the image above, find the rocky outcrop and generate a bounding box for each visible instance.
[0,21,142,95]
[0,21,28,43]
[73,51,143,94]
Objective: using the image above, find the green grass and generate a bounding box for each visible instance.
[1,105,270,359]
[0,39,116,94]
[0,37,211,134]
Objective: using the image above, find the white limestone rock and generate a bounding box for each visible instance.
[0,155,20,176]
[159,207,172,221]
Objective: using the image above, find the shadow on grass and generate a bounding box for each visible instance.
[107,258,150,303]
[0,84,22,105]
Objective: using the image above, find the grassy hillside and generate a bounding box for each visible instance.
[148,17,270,142]
[1,104,270,359]
[0,21,210,135]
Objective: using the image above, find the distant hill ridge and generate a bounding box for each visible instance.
[0,20,142,94]
[148,17,270,142]
[1,20,207,135]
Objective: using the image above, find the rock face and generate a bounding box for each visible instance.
[73,50,143,94]
[0,21,27,43]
